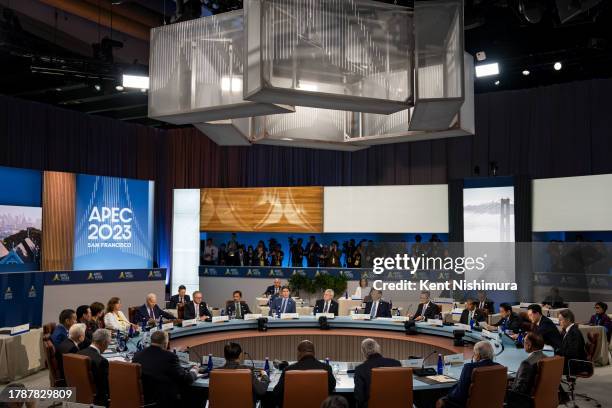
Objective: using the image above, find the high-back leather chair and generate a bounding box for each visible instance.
[519,311,533,332]
[109,361,145,408]
[63,354,96,404]
[368,367,413,408]
[586,332,600,362]
[43,322,57,337]
[283,370,328,408]
[465,365,507,408]
[128,307,139,324]
[177,303,185,320]
[532,356,564,408]
[208,369,253,407]
[42,336,63,387]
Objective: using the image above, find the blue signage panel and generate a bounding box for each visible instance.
[45,268,167,286]
[0,272,44,327]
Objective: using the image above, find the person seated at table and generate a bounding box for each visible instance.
[269,287,296,316]
[90,301,106,329]
[542,287,566,309]
[51,309,76,347]
[273,340,336,407]
[557,309,586,374]
[168,285,191,309]
[104,297,138,331]
[476,291,495,314]
[353,278,371,300]
[227,290,251,319]
[264,278,282,298]
[364,290,392,319]
[589,302,612,342]
[134,293,176,325]
[221,342,269,404]
[436,341,499,408]
[76,304,94,348]
[486,303,523,333]
[132,330,198,406]
[354,338,401,408]
[55,323,86,385]
[411,291,439,321]
[459,300,486,326]
[183,291,212,321]
[506,333,546,406]
[525,304,562,350]
[315,289,339,316]
[77,328,111,407]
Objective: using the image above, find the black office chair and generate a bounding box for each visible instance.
[566,359,600,407]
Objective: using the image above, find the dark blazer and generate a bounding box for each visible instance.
[227,301,252,318]
[132,344,196,405]
[273,355,335,407]
[459,309,487,325]
[534,316,563,350]
[413,302,439,320]
[76,346,109,407]
[183,301,212,320]
[557,324,587,373]
[493,312,523,333]
[168,294,191,309]
[364,300,392,318]
[50,324,68,347]
[269,297,296,315]
[55,338,79,382]
[354,354,402,408]
[265,285,282,297]
[221,360,270,402]
[446,359,499,405]
[134,304,175,323]
[510,350,546,395]
[314,299,339,316]
[477,300,495,314]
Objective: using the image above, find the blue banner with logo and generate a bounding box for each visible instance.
[45,268,166,286]
[0,272,44,327]
[199,266,365,280]
[73,175,154,270]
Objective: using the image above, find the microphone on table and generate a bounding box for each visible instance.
[187,346,204,366]
[414,350,438,377]
[243,351,256,370]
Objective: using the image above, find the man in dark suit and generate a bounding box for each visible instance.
[51,309,76,347]
[314,289,339,316]
[487,303,523,333]
[221,342,269,404]
[412,291,439,321]
[264,278,282,298]
[76,328,111,407]
[508,333,547,399]
[183,290,212,321]
[305,236,321,267]
[527,304,562,350]
[134,293,176,324]
[273,340,335,407]
[354,338,401,408]
[56,323,86,385]
[132,330,198,406]
[436,341,500,408]
[476,291,495,314]
[459,300,487,326]
[227,290,252,319]
[76,305,94,349]
[557,309,586,374]
[364,290,392,318]
[168,285,191,309]
[269,287,296,316]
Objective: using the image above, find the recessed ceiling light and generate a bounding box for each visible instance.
[522,70,530,76]
[475,62,499,78]
[94,84,101,91]
[55,88,61,92]
[115,85,124,91]
[494,80,500,86]
[554,62,562,71]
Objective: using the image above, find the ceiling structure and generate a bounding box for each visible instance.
[0,0,610,129]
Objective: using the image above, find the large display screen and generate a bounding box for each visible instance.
[73,175,154,270]
[0,205,42,272]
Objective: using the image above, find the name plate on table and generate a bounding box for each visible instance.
[403,359,424,368]
[428,319,443,326]
[212,316,229,323]
[280,313,299,320]
[182,318,197,327]
[245,314,262,320]
[351,314,371,320]
[481,329,496,339]
[452,308,464,315]
[351,296,362,300]
[454,323,471,331]
[11,323,30,336]
[444,353,464,365]
[392,315,408,322]
[162,322,174,331]
[316,313,335,319]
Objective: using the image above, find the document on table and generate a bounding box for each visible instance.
[426,375,456,383]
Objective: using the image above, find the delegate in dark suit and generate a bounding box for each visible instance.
[55,338,79,384]
[134,304,175,323]
[269,297,296,316]
[76,346,109,407]
[493,312,523,333]
[413,302,439,320]
[445,359,499,406]
[264,285,281,298]
[183,301,212,320]
[272,355,336,407]
[364,300,392,318]
[459,309,487,325]
[557,324,587,373]
[477,300,495,315]
[314,299,339,316]
[132,343,196,405]
[510,350,546,395]
[227,301,252,319]
[354,354,402,408]
[534,316,563,350]
[168,294,191,309]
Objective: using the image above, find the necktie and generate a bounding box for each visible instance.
[370,301,378,318]
[281,298,287,313]
[324,302,329,313]
[235,303,241,318]
[149,307,154,319]
[179,297,183,304]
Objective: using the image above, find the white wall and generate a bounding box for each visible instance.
[533,174,612,231]
[172,189,201,295]
[323,185,448,233]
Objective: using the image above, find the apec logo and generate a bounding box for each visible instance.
[87,206,133,248]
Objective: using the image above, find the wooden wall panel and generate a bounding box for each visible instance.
[42,172,76,271]
[200,187,323,233]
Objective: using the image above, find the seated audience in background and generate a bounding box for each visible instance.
[227,290,251,319]
[221,342,269,403]
[507,333,546,400]
[412,291,439,321]
[321,396,349,408]
[183,291,212,321]
[134,293,176,324]
[436,341,499,408]
[76,305,94,349]
[264,278,282,298]
[273,340,336,407]
[476,291,495,314]
[353,278,371,300]
[487,303,523,333]
[168,285,190,309]
[132,330,198,406]
[459,300,486,326]
[269,287,296,316]
[315,289,339,316]
[542,287,566,309]
[326,241,341,267]
[354,338,401,408]
[77,329,111,407]
[103,297,135,331]
[51,309,76,347]
[557,309,587,373]
[202,238,218,265]
[589,302,612,342]
[527,304,562,350]
[89,302,105,329]
[364,290,392,318]
[290,238,304,267]
[55,323,86,385]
